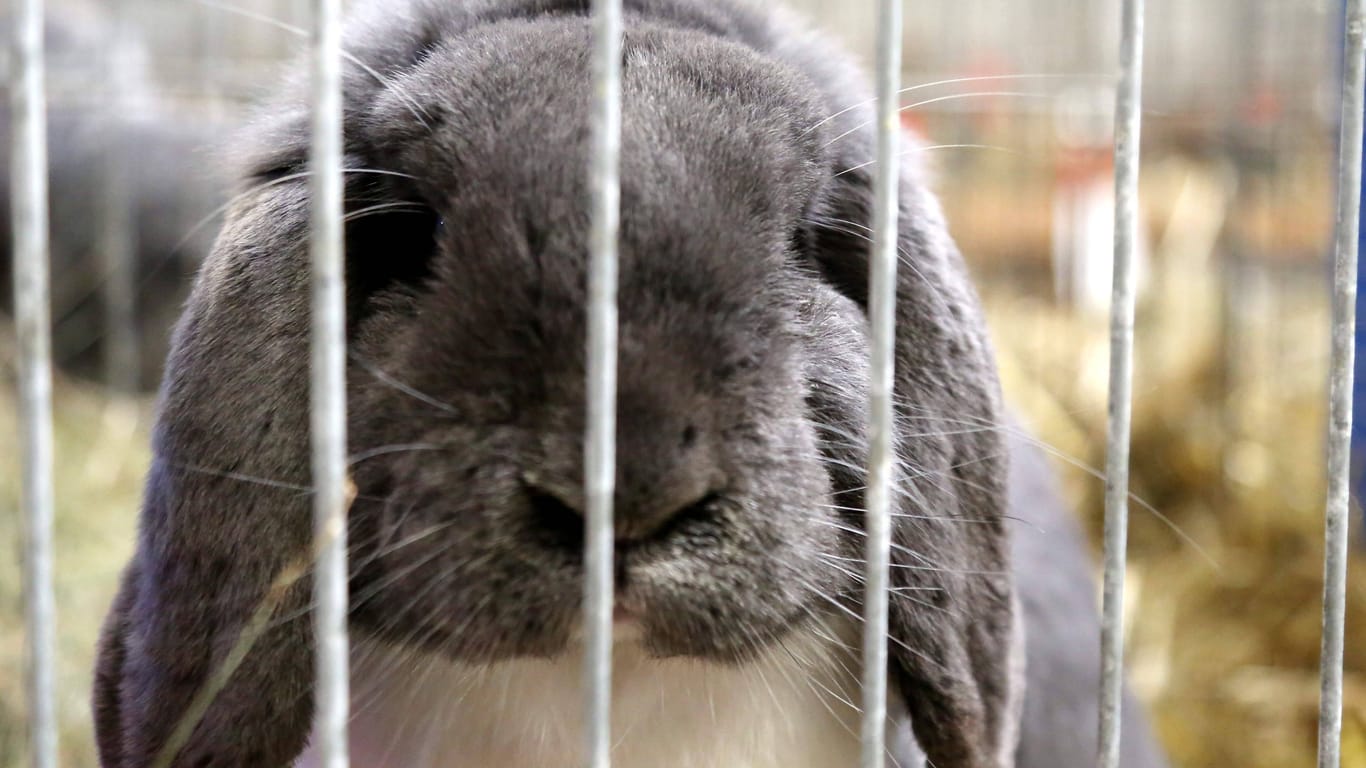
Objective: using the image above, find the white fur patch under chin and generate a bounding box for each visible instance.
[295,618,916,768]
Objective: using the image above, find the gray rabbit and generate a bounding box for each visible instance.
[92,1,1168,766]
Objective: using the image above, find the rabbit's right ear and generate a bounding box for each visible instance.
[91,182,320,768]
[93,562,135,766]
[801,155,1023,768]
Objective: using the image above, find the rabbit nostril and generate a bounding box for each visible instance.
[618,490,722,544]
[526,486,584,552]
[524,473,723,550]
[668,491,721,532]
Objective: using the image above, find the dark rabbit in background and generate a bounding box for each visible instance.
[0,2,225,391]
[93,0,1169,766]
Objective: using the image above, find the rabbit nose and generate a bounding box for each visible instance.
[522,474,722,546]
[612,415,725,542]
[522,446,723,546]
[613,474,720,543]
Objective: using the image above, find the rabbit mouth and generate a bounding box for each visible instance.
[346,486,852,667]
[341,420,856,666]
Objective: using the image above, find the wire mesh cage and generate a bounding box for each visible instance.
[0,0,1361,767]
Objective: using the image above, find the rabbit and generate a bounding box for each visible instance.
[1006,428,1169,768]
[92,1,1167,766]
[0,1,227,391]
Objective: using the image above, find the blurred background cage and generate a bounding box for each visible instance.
[0,0,1361,766]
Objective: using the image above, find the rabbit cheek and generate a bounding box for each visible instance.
[618,435,852,662]
[346,437,586,663]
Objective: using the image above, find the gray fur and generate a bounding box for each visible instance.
[92,2,1163,766]
[1007,432,1169,768]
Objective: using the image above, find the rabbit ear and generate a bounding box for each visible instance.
[93,562,135,766]
[92,183,320,767]
[804,158,1023,767]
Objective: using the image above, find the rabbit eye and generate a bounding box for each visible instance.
[344,199,442,325]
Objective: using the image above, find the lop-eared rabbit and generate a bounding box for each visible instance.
[93,1,1169,766]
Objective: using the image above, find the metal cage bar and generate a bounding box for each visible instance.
[308,0,350,764]
[11,0,57,765]
[860,1,903,767]
[1318,1,1365,766]
[584,1,623,767]
[1098,0,1145,766]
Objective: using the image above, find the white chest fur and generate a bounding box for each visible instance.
[295,619,921,768]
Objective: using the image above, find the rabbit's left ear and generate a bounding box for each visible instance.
[887,541,1024,768]
[802,151,1024,766]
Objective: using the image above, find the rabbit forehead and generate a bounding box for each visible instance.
[369,18,828,226]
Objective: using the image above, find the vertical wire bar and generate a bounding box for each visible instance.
[1318,1,1364,765]
[860,1,902,766]
[1098,0,1144,766]
[584,1,622,767]
[11,0,56,765]
[308,0,349,765]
